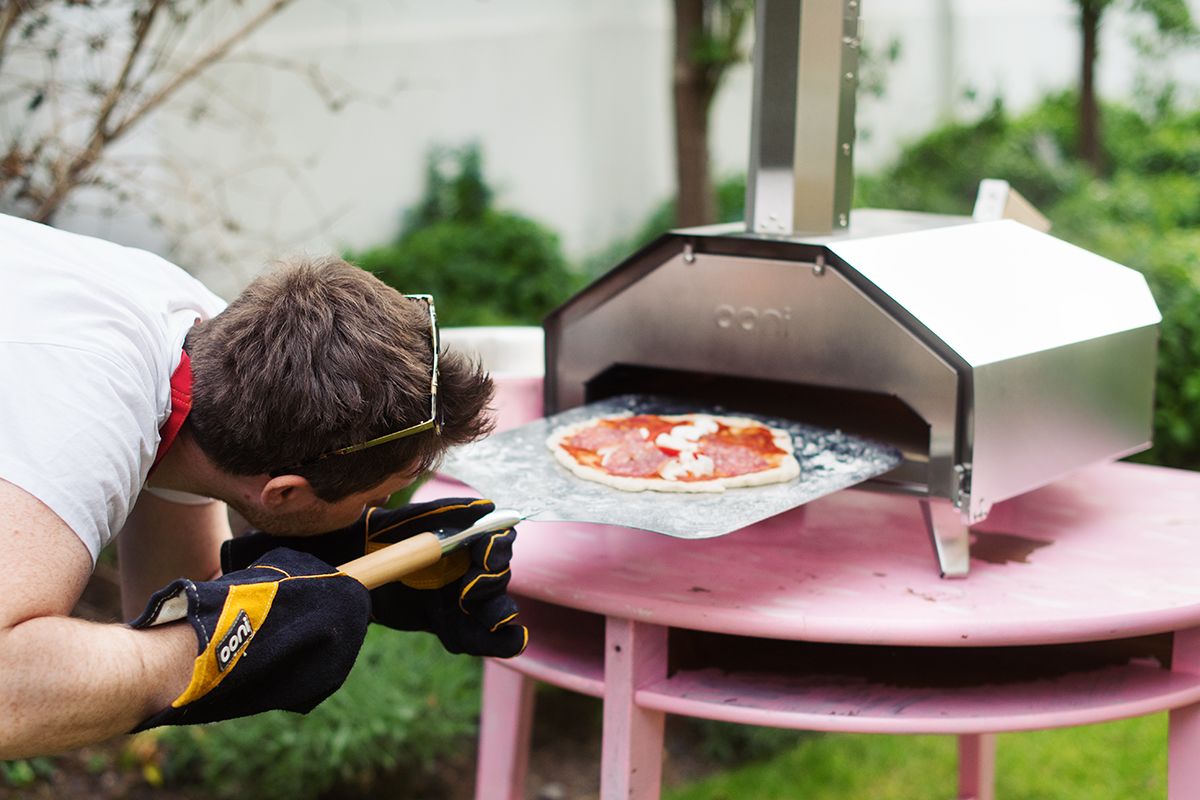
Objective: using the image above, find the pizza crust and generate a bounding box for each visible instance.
[546,413,800,493]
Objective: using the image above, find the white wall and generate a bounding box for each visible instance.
[52,0,1199,298]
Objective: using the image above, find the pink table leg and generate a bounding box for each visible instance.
[475,660,537,800]
[1169,625,1200,799]
[601,617,669,800]
[957,733,996,800]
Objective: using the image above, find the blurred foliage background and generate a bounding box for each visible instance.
[1,2,1197,797]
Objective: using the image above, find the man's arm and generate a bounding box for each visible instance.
[0,480,193,758]
[117,491,230,619]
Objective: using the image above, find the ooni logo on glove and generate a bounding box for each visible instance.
[216,610,254,672]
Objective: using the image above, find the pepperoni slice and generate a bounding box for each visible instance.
[567,423,643,451]
[706,426,783,453]
[602,440,670,477]
[701,439,770,477]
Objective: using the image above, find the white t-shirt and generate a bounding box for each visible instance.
[0,214,227,563]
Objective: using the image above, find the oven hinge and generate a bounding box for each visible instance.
[956,463,990,525]
[954,463,972,509]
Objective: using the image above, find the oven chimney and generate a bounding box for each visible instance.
[746,0,862,236]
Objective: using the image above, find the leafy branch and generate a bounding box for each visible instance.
[0,0,300,223]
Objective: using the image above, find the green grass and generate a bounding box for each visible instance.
[665,714,1166,800]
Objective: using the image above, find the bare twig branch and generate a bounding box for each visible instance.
[221,52,393,112]
[32,0,166,220]
[2,0,374,272]
[27,0,299,222]
[0,0,31,71]
[109,0,297,141]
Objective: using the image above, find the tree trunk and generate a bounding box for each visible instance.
[1079,0,1103,172]
[673,0,717,227]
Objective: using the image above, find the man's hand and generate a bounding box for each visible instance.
[222,498,527,658]
[131,547,370,729]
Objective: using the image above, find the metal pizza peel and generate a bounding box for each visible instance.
[439,394,902,540]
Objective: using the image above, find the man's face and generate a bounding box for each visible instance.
[234,471,418,536]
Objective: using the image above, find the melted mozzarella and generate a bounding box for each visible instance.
[659,450,715,480]
[671,419,718,441]
[655,432,690,452]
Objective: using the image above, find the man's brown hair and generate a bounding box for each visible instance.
[185,256,494,500]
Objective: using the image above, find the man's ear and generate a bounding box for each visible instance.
[260,474,318,511]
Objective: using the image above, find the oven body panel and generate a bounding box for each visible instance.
[544,212,1161,525]
[968,325,1159,521]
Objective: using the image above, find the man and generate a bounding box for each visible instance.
[0,213,524,757]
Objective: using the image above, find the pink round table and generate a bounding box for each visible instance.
[418,460,1200,800]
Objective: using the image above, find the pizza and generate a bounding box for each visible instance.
[546,413,800,493]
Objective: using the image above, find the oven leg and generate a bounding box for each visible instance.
[475,659,537,800]
[919,498,971,578]
[957,733,996,800]
[601,617,669,800]
[1169,626,1200,799]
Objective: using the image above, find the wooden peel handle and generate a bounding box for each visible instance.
[338,533,442,590]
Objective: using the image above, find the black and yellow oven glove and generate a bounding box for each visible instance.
[129,548,370,731]
[221,498,527,659]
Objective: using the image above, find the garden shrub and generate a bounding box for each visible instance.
[1,757,55,788]
[680,718,807,766]
[353,210,580,326]
[348,143,584,326]
[160,627,481,799]
[855,94,1092,214]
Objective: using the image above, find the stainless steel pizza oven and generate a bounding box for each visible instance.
[542,0,1161,577]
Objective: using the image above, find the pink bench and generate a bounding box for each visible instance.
[416,461,1200,799]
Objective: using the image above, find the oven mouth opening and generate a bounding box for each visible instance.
[584,364,929,488]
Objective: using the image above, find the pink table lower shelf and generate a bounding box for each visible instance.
[416,462,1200,800]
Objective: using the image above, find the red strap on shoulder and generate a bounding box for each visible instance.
[151,350,193,474]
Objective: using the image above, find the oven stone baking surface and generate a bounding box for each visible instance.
[441,394,903,540]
